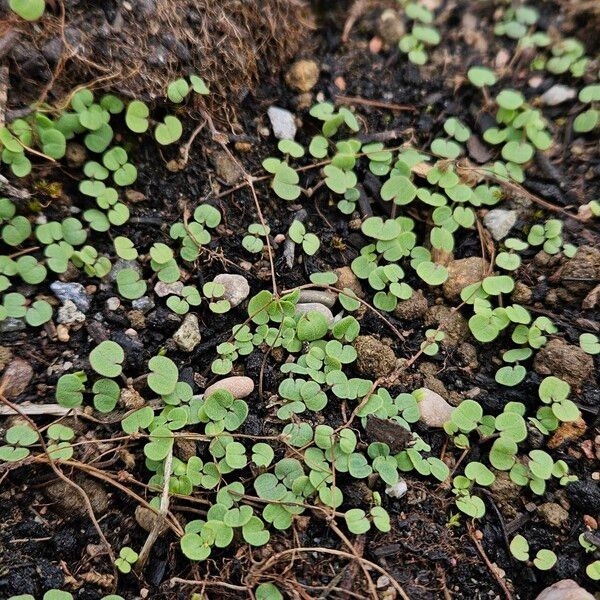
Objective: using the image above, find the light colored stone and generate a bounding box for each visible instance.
[540,84,577,106]
[213,274,250,308]
[443,257,489,301]
[154,281,184,298]
[267,106,297,140]
[385,479,408,499]
[57,300,86,325]
[285,59,319,92]
[107,258,141,283]
[106,297,120,311]
[204,376,254,399]
[414,388,454,427]
[132,296,155,313]
[535,580,594,600]
[172,314,201,353]
[297,289,337,308]
[295,302,334,324]
[483,209,518,241]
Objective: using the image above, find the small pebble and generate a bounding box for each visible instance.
[213,273,250,308]
[56,324,70,342]
[50,281,90,312]
[535,579,594,600]
[295,302,334,325]
[385,479,408,499]
[0,317,25,333]
[204,376,254,399]
[132,296,155,313]
[172,314,201,353]
[540,84,577,106]
[285,59,319,92]
[483,209,518,241]
[57,300,86,325]
[106,297,120,311]
[297,289,337,308]
[267,106,297,140]
[154,281,184,298]
[415,388,454,427]
[0,358,33,399]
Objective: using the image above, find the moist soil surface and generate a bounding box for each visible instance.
[1,1,599,599]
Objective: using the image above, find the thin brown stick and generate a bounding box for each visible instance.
[467,522,513,600]
[335,95,418,113]
[135,446,173,570]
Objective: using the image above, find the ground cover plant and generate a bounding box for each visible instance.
[0,0,599,599]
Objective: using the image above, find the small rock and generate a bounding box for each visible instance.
[172,314,201,353]
[378,8,405,44]
[560,245,600,293]
[443,257,489,301]
[0,317,25,333]
[538,502,569,528]
[127,309,146,330]
[154,281,184,298]
[107,258,141,283]
[467,135,492,163]
[45,477,109,517]
[285,59,319,92]
[354,335,396,378]
[394,289,428,320]
[57,300,86,325]
[334,266,364,297]
[414,388,454,427]
[297,289,337,308]
[295,302,334,325]
[424,305,469,346]
[385,479,408,499]
[267,106,297,140]
[135,505,168,535]
[535,579,594,600]
[56,324,70,342]
[50,281,90,312]
[483,209,518,241]
[204,376,254,399]
[106,297,120,311]
[132,296,155,313]
[490,472,522,519]
[0,358,33,399]
[548,416,587,449]
[511,282,532,304]
[540,84,577,106]
[533,338,593,388]
[213,274,250,308]
[211,151,243,185]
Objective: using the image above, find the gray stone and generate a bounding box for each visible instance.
[540,84,577,106]
[106,297,120,311]
[483,209,518,241]
[0,317,25,333]
[172,314,201,353]
[535,580,594,600]
[57,300,86,325]
[295,302,334,325]
[213,274,250,308]
[132,296,155,313]
[50,281,90,312]
[204,376,254,399]
[297,289,337,308]
[267,106,297,140]
[415,388,454,427]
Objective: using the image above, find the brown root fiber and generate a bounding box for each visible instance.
[2,0,312,113]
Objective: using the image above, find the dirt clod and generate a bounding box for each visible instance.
[354,335,396,378]
[533,338,594,388]
[285,59,319,92]
[443,257,489,301]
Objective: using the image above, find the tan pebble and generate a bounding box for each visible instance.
[334,76,346,91]
[57,324,70,342]
[369,36,383,53]
[204,375,254,399]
